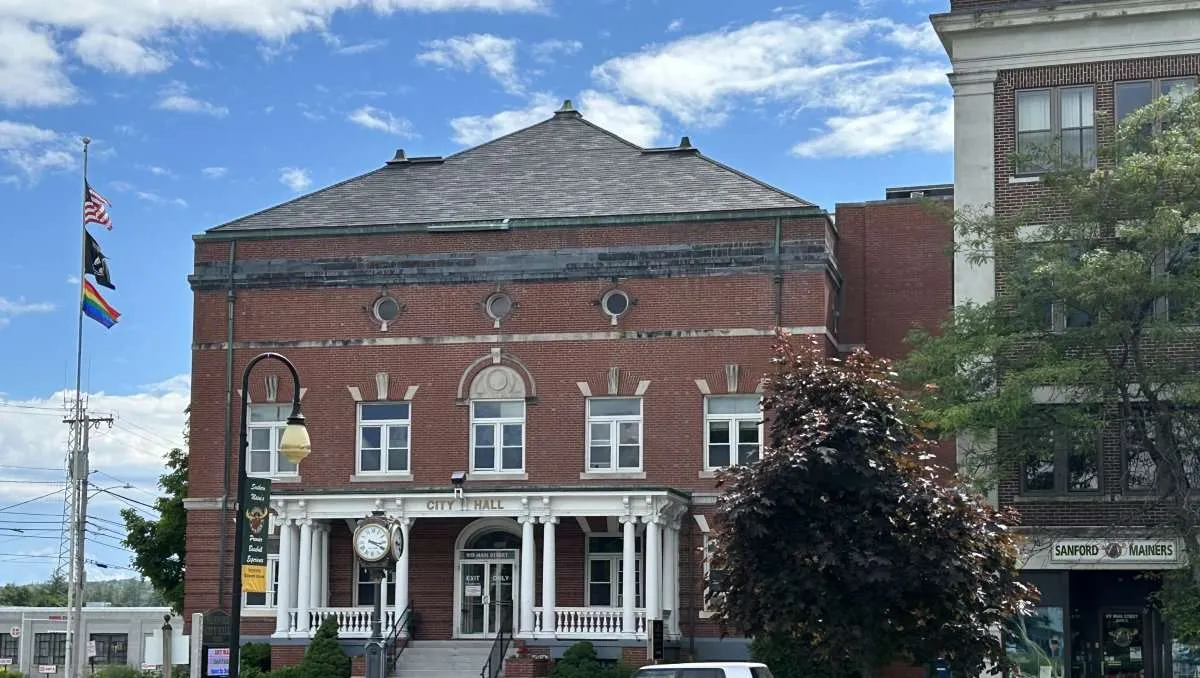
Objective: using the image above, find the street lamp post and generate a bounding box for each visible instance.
[229,352,311,678]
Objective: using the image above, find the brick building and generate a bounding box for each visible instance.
[933,2,1199,678]
[184,100,953,673]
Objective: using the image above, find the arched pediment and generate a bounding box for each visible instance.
[455,349,538,402]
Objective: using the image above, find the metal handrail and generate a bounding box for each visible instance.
[479,605,513,678]
[385,604,413,675]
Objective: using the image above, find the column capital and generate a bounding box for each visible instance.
[643,514,664,526]
[539,515,559,525]
[297,517,314,527]
[618,515,639,525]
[517,515,538,525]
[397,517,413,529]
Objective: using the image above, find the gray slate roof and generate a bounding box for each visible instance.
[211,105,815,233]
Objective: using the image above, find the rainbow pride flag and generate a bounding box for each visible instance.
[82,280,120,329]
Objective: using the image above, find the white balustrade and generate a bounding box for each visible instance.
[530,607,647,638]
[305,607,397,637]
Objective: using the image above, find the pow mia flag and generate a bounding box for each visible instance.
[84,231,115,290]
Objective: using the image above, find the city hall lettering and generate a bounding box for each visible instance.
[426,499,506,512]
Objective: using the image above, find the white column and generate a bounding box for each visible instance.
[663,524,679,635]
[275,518,296,635]
[296,519,314,633]
[646,517,662,620]
[395,518,412,626]
[621,516,637,634]
[319,527,329,607]
[519,516,536,634]
[540,516,557,633]
[308,521,322,616]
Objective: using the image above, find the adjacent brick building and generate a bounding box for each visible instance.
[933,2,1200,678]
[184,99,955,674]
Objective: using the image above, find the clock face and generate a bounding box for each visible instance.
[354,523,390,562]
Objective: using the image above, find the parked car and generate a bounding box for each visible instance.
[632,662,774,678]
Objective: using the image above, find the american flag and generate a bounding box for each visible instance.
[83,182,112,229]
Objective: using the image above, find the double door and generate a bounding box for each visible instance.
[459,556,515,637]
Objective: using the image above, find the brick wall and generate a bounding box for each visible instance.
[990,54,1200,524]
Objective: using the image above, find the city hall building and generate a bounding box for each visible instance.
[183,100,952,673]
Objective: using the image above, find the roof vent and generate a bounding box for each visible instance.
[555,99,582,118]
[679,136,692,148]
[387,149,407,164]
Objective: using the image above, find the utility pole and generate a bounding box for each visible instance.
[62,412,112,678]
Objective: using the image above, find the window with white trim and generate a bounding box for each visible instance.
[705,395,763,469]
[587,398,642,472]
[471,400,525,472]
[585,535,642,608]
[355,562,395,606]
[358,402,411,474]
[248,404,298,477]
[244,554,280,607]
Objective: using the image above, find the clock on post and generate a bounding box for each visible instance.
[353,516,394,568]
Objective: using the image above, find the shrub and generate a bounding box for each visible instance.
[94,666,143,678]
[552,642,630,678]
[298,615,350,678]
[269,665,306,678]
[241,642,272,673]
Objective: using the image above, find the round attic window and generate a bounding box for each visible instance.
[485,293,513,321]
[373,295,401,323]
[601,289,630,318]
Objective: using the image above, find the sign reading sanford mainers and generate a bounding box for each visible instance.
[1050,539,1179,563]
[239,477,272,593]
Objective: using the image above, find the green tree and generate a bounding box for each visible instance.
[122,417,188,612]
[900,92,1200,638]
[710,335,1034,677]
[298,616,350,678]
[0,574,67,606]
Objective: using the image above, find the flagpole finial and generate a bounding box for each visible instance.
[81,137,91,146]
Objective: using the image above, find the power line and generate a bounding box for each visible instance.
[0,488,66,513]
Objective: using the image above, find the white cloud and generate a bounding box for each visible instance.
[0,120,75,181]
[348,105,416,137]
[333,38,388,55]
[155,81,228,117]
[450,90,664,147]
[590,13,951,157]
[0,296,54,327]
[279,166,311,192]
[143,164,175,178]
[417,33,522,93]
[577,90,664,147]
[449,91,559,145]
[791,101,953,157]
[0,20,78,108]
[201,166,227,178]
[666,18,683,32]
[884,21,942,53]
[530,38,581,63]
[0,375,189,582]
[134,190,188,206]
[72,31,172,74]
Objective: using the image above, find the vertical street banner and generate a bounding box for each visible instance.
[239,477,272,593]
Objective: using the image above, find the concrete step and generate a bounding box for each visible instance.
[392,640,500,678]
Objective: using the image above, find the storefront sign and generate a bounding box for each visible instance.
[1050,539,1179,563]
[201,610,231,646]
[207,648,230,677]
[425,498,505,512]
[239,477,272,593]
[462,549,518,561]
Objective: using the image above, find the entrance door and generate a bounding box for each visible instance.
[458,551,516,637]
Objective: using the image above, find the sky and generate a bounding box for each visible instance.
[0,0,953,586]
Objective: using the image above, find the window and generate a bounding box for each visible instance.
[585,535,642,608]
[358,402,411,474]
[1020,421,1100,494]
[1016,87,1096,173]
[247,404,298,477]
[1166,236,1200,324]
[34,633,65,666]
[0,634,17,660]
[89,633,128,665]
[1026,242,1094,331]
[705,396,762,469]
[1117,77,1197,126]
[471,400,524,472]
[244,553,280,607]
[1124,408,1200,491]
[355,562,395,607]
[601,289,631,320]
[587,398,642,472]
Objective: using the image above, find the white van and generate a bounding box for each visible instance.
[631,662,775,678]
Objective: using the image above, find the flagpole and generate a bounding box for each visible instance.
[64,136,92,678]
